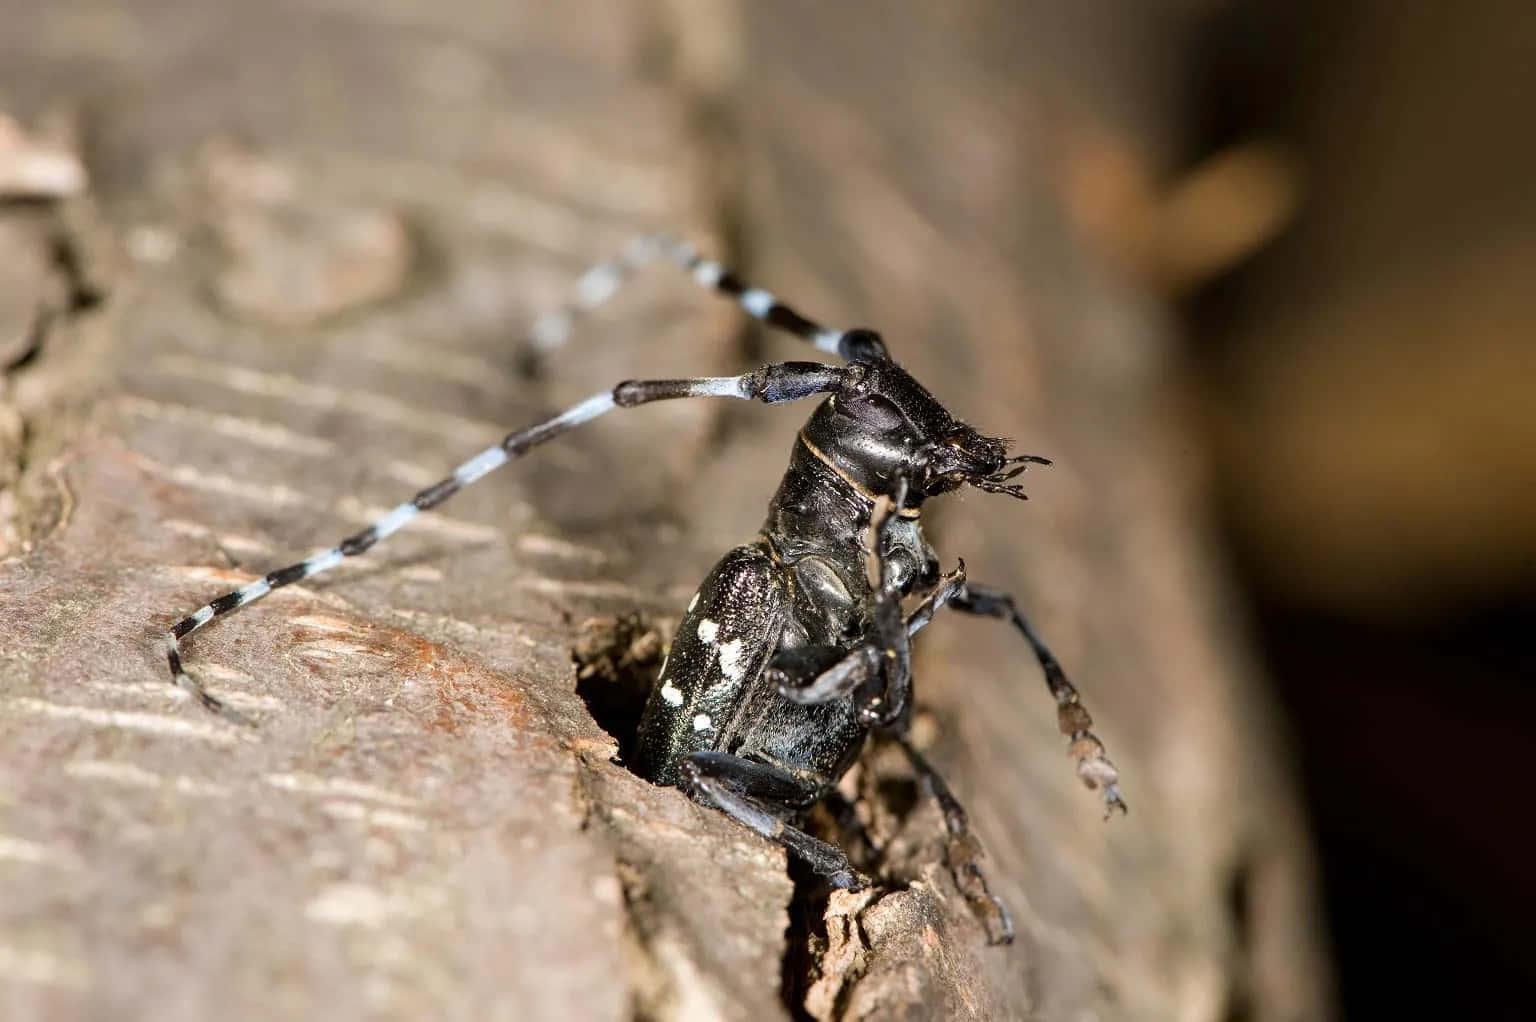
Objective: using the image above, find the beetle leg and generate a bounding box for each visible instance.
[903,561,967,638]
[778,557,967,723]
[774,644,881,707]
[761,644,847,691]
[775,639,916,729]
[890,734,1015,946]
[819,786,881,864]
[777,486,923,724]
[949,583,1127,817]
[682,751,870,891]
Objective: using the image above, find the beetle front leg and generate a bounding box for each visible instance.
[776,559,968,724]
[950,583,1127,817]
[890,733,1015,946]
[777,488,920,725]
[682,751,870,891]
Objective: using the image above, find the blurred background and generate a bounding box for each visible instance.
[1167,1,1535,1017]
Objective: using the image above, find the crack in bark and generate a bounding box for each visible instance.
[573,612,672,765]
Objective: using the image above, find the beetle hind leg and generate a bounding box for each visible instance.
[682,751,870,891]
[892,734,1016,945]
[819,786,880,866]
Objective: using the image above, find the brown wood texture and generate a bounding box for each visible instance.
[0,1,1331,1019]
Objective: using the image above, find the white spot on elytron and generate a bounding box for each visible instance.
[660,681,684,707]
[696,619,719,643]
[717,637,747,682]
[687,591,700,612]
[692,260,723,286]
[692,713,712,732]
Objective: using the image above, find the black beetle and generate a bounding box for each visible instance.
[161,234,1124,944]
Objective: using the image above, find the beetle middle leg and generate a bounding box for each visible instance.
[888,732,1016,946]
[682,751,870,891]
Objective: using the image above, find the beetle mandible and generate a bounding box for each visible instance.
[160,234,1125,944]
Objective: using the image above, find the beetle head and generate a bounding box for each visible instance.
[801,337,1046,507]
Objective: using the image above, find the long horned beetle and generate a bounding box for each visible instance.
[161,235,1125,943]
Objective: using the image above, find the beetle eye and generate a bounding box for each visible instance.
[840,394,904,431]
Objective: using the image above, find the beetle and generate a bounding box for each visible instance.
[160,234,1124,944]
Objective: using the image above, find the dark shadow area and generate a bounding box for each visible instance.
[572,613,668,764]
[777,856,829,1022]
[1178,1,1536,1016]
[1248,603,1536,1020]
